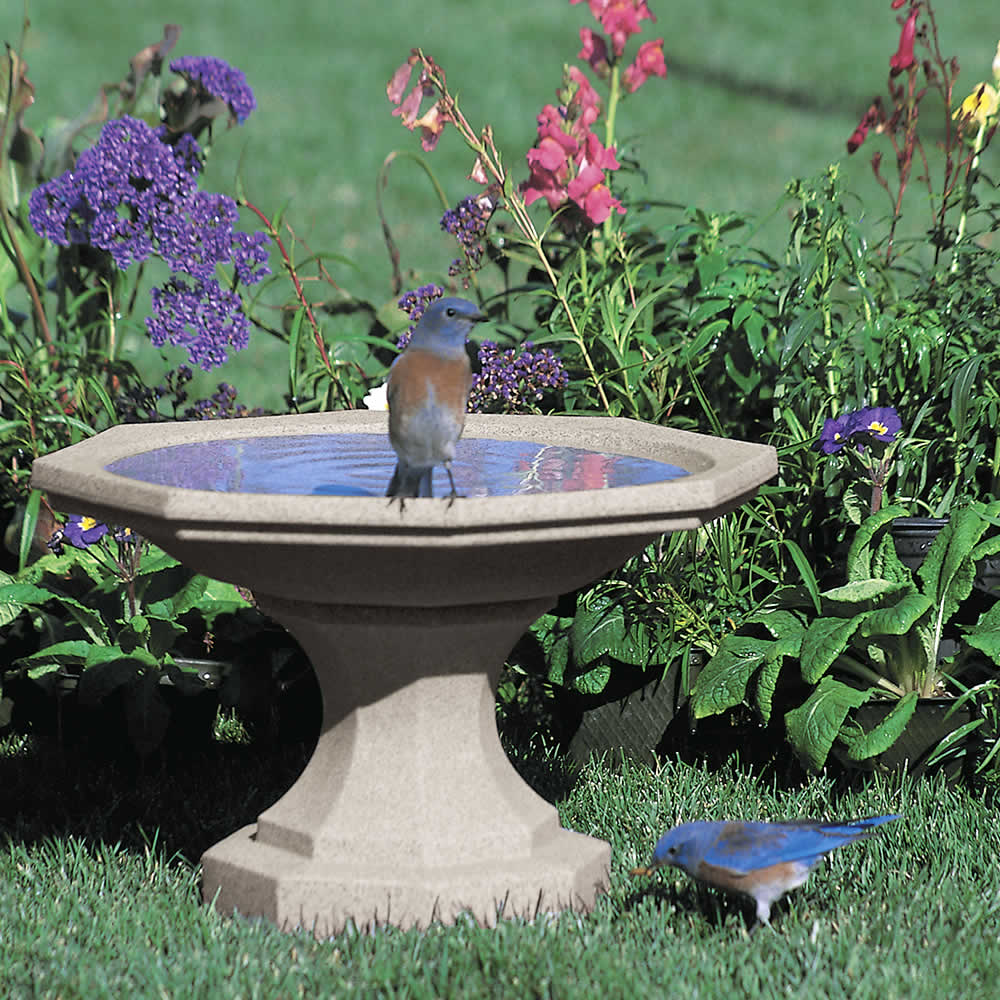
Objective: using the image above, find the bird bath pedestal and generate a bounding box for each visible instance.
[31,411,776,936]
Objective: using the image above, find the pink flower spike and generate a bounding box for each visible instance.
[579,28,611,77]
[889,7,919,77]
[567,66,602,135]
[568,164,625,225]
[391,83,425,128]
[521,163,569,212]
[413,100,451,151]
[577,131,620,172]
[387,56,416,104]
[468,156,489,185]
[594,0,655,58]
[622,38,667,93]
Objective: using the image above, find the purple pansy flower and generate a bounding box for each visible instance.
[819,406,901,453]
[63,515,109,549]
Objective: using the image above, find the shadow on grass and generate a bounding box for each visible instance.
[621,878,770,934]
[0,730,315,864]
[0,700,587,868]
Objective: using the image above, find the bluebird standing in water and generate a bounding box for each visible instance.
[385,297,486,501]
[632,814,899,926]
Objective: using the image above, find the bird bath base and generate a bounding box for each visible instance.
[202,596,609,934]
[30,411,777,935]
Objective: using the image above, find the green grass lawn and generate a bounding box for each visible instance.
[6,4,1000,994]
[2,727,1000,999]
[14,1,999,409]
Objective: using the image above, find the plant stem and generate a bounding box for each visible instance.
[413,51,611,411]
[950,119,987,274]
[239,197,351,409]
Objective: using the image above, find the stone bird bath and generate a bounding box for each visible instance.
[31,410,776,936]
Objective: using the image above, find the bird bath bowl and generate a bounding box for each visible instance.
[31,411,776,935]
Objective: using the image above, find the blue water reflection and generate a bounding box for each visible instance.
[105,433,688,497]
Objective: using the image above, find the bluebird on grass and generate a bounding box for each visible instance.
[386,297,486,501]
[631,814,900,927]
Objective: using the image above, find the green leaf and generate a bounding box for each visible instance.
[965,599,1000,666]
[530,614,572,687]
[859,592,934,638]
[838,691,919,761]
[0,581,61,612]
[800,615,867,683]
[118,614,150,653]
[145,615,187,659]
[691,634,773,718]
[918,508,989,622]
[76,654,147,707]
[122,668,171,757]
[845,506,908,581]
[754,638,799,723]
[571,663,613,696]
[570,589,652,667]
[15,639,96,672]
[784,676,873,771]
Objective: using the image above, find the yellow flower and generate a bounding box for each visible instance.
[954,81,1000,126]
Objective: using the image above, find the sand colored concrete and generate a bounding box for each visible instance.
[31,411,777,934]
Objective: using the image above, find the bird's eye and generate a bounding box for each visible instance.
[666,846,678,856]
[446,308,457,318]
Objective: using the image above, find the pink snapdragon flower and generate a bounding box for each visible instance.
[622,38,667,92]
[572,0,656,58]
[889,6,919,76]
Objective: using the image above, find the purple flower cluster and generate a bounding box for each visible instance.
[29,117,200,271]
[170,55,257,124]
[468,341,569,414]
[28,115,271,370]
[115,365,195,422]
[440,193,496,283]
[183,382,267,420]
[396,284,444,349]
[819,406,902,454]
[148,276,249,371]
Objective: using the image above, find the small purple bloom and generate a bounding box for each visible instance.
[819,415,851,454]
[147,276,250,371]
[819,406,901,453]
[396,284,444,349]
[850,406,901,443]
[441,193,497,283]
[469,341,569,414]
[170,55,257,124]
[63,515,109,549]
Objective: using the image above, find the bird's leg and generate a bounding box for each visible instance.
[444,463,462,507]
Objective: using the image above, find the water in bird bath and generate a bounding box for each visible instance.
[105,432,689,496]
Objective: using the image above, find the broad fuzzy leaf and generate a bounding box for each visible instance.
[846,505,908,581]
[918,507,990,621]
[838,691,919,760]
[800,615,868,683]
[965,599,1000,666]
[858,592,934,638]
[570,590,654,667]
[16,639,96,673]
[784,676,873,771]
[691,635,776,718]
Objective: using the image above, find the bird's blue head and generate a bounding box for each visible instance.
[408,297,487,357]
[650,822,726,875]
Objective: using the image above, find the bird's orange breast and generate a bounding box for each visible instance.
[387,348,472,465]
